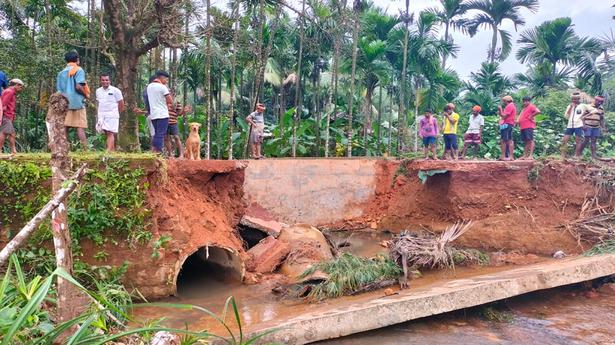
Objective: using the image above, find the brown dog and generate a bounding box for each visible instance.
[185,122,202,160]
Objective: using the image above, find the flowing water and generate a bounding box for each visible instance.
[131,231,615,344]
[317,282,615,345]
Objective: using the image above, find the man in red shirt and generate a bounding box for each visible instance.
[497,95,516,161]
[0,79,25,155]
[517,96,541,160]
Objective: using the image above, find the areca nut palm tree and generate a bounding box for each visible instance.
[427,0,470,67]
[466,0,539,63]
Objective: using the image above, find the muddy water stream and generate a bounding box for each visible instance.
[318,282,615,345]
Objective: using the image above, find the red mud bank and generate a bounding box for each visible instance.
[368,160,593,255]
[102,160,249,298]
[96,159,595,298]
[245,159,595,256]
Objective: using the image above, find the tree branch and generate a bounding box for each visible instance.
[0,164,88,267]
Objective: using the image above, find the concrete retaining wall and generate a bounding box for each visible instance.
[243,159,381,225]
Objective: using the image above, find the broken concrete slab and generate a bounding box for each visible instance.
[241,204,287,238]
[247,236,290,274]
[252,254,615,344]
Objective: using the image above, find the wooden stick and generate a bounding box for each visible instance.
[0,164,87,266]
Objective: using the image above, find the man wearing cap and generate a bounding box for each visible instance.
[0,79,25,155]
[147,70,173,153]
[560,92,585,158]
[247,103,266,159]
[461,105,484,159]
[497,95,516,160]
[95,74,124,152]
[579,95,606,159]
[56,51,90,149]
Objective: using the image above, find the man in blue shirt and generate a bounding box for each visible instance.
[0,71,8,96]
[56,51,89,149]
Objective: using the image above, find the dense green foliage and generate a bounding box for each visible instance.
[0,255,278,344]
[0,156,153,282]
[1,1,612,158]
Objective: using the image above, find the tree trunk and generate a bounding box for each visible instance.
[116,51,141,151]
[204,0,212,159]
[398,0,410,155]
[347,1,361,158]
[325,39,340,158]
[182,9,190,140]
[376,85,383,154]
[45,93,80,323]
[442,21,450,68]
[490,26,498,63]
[363,89,373,156]
[292,0,306,157]
[387,89,393,155]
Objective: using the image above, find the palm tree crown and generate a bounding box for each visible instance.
[466,0,539,63]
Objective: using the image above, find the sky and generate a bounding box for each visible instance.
[374,0,614,80]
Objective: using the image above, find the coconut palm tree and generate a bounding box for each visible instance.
[427,0,470,67]
[466,0,539,63]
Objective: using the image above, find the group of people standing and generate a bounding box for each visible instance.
[418,92,607,161]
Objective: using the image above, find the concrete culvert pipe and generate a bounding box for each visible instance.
[174,245,245,296]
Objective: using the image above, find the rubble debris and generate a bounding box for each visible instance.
[278,224,334,280]
[553,250,566,259]
[246,236,290,274]
[240,204,287,238]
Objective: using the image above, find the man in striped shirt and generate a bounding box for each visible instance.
[164,90,191,158]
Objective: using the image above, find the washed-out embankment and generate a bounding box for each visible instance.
[95,158,593,299]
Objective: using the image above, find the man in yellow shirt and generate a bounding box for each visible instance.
[441,103,460,160]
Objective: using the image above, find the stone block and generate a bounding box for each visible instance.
[247,236,290,274]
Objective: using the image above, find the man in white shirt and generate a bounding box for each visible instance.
[95,74,124,152]
[560,92,586,158]
[461,105,485,159]
[147,70,173,153]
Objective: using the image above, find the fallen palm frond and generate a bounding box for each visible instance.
[563,197,615,245]
[299,253,402,301]
[584,240,615,256]
[389,222,473,288]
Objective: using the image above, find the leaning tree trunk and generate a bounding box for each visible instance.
[292,0,306,157]
[346,1,361,158]
[116,51,141,151]
[46,93,81,323]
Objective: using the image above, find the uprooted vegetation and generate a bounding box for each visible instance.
[564,164,615,255]
[389,222,474,288]
[299,253,402,301]
[298,223,486,300]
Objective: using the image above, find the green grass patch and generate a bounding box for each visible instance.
[584,240,615,256]
[300,253,402,301]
